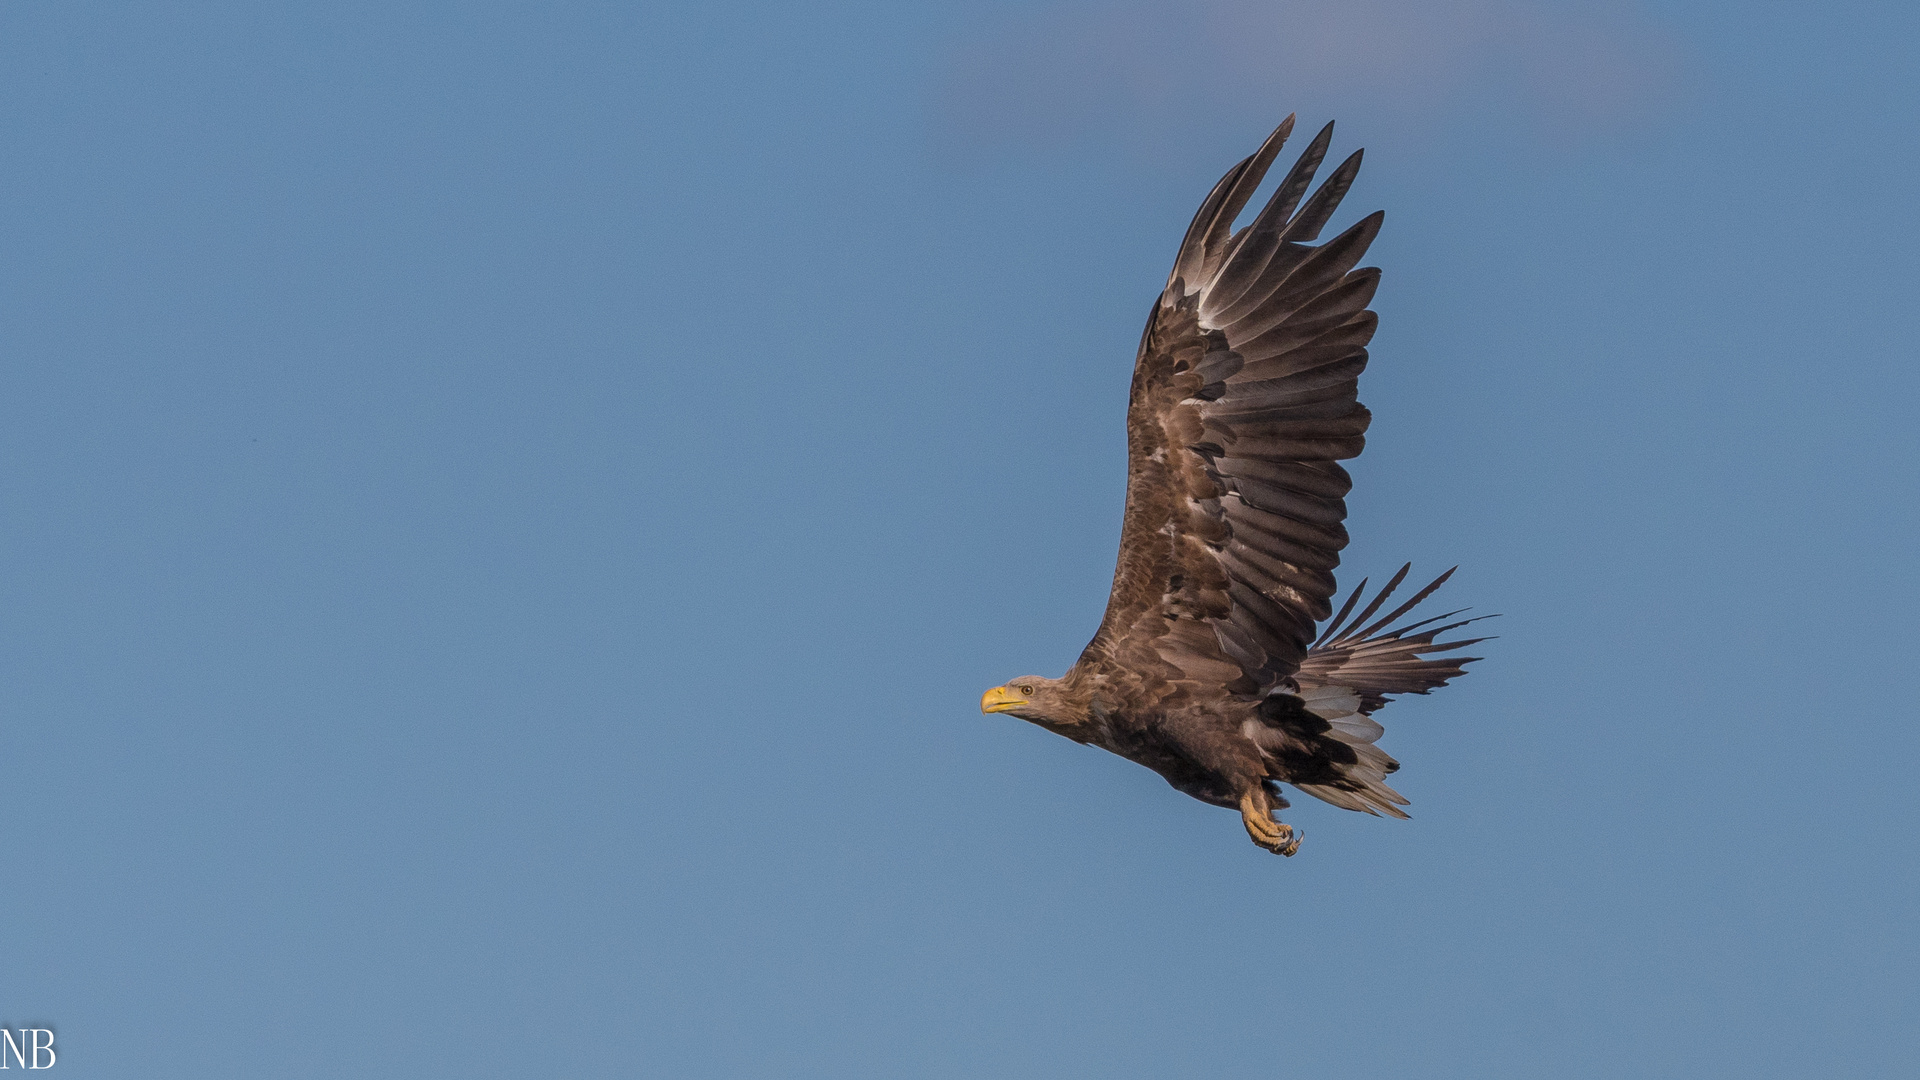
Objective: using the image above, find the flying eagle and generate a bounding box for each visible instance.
[981,117,1488,856]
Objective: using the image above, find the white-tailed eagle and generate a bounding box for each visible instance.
[982,117,1489,856]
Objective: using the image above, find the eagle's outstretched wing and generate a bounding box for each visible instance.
[1295,565,1494,713]
[1076,117,1383,698]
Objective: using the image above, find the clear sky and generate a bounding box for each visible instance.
[0,2,1914,1077]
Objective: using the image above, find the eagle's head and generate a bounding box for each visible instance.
[980,676,1070,725]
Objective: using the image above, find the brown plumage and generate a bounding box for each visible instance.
[982,118,1489,856]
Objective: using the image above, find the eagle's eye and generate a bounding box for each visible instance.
[1019,685,1034,695]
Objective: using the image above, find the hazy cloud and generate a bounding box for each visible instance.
[934,0,1686,157]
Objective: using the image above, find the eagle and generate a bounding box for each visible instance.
[981,117,1489,856]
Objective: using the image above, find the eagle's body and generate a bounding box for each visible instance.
[982,118,1487,855]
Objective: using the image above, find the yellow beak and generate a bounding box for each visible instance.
[981,686,1025,714]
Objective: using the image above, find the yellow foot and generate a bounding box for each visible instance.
[1240,791,1301,856]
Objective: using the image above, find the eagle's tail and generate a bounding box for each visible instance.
[1261,566,1491,818]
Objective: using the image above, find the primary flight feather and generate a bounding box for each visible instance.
[981,117,1488,856]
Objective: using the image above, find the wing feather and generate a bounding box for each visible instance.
[1212,202,1380,333]
[1169,117,1297,291]
[1230,267,1381,344]
[1203,123,1337,316]
[1295,569,1493,713]
[1274,149,1366,244]
[1226,474,1349,524]
[1213,362,1366,412]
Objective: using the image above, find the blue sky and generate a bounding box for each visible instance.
[0,2,1914,1076]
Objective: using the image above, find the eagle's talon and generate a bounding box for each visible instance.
[1240,791,1300,856]
[1258,823,1299,857]
[1276,828,1301,857]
